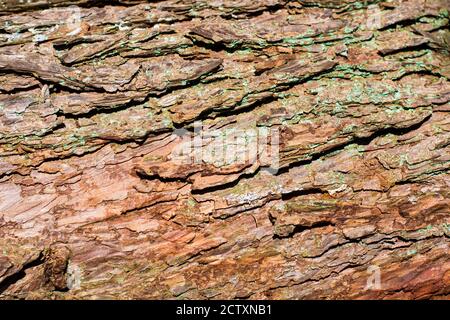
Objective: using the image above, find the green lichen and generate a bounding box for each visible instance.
[439,9,449,18]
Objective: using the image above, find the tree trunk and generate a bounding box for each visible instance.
[0,0,449,299]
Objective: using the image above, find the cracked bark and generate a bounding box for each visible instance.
[0,0,449,300]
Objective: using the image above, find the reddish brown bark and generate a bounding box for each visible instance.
[0,0,449,299]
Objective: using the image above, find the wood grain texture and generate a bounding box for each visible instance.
[0,0,449,299]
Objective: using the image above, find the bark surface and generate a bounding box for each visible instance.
[0,0,449,299]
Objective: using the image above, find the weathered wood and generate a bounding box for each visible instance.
[0,0,449,299]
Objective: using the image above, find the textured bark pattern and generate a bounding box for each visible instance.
[0,0,449,299]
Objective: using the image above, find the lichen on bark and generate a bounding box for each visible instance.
[0,0,449,299]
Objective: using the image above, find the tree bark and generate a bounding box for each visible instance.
[0,0,449,299]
